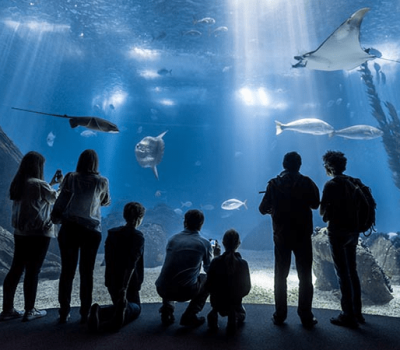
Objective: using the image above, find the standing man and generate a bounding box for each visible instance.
[155,209,214,327]
[320,150,365,328]
[259,151,320,328]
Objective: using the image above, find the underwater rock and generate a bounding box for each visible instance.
[0,226,61,284]
[0,126,23,233]
[241,220,274,251]
[312,228,393,305]
[140,223,167,268]
[364,234,400,283]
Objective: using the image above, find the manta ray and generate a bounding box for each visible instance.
[135,131,167,180]
[292,8,378,71]
[12,107,119,133]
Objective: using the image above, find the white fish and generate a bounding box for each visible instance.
[46,131,56,147]
[388,232,398,240]
[193,17,216,25]
[174,208,183,215]
[332,125,383,140]
[183,30,202,36]
[211,26,228,36]
[80,130,97,137]
[221,198,247,210]
[275,118,334,136]
[135,131,167,179]
[181,201,193,208]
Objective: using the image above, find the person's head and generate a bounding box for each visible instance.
[184,209,204,231]
[283,151,302,172]
[76,149,99,174]
[222,229,241,253]
[323,150,346,176]
[10,151,45,200]
[123,202,145,227]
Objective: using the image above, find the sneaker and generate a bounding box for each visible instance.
[180,313,205,327]
[159,306,175,326]
[330,313,358,329]
[22,308,47,322]
[301,317,318,329]
[0,308,24,321]
[87,304,100,332]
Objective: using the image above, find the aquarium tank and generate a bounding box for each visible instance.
[1,0,400,240]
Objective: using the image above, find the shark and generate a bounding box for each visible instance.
[12,107,119,133]
[135,131,167,179]
[292,8,378,71]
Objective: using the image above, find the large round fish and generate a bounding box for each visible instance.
[135,131,167,179]
[221,198,247,210]
[275,118,334,136]
[332,125,383,140]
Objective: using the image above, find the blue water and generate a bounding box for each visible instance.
[1,0,399,238]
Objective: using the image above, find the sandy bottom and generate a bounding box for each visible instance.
[1,250,399,318]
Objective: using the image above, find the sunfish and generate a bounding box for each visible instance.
[135,131,167,180]
[12,107,119,133]
[332,125,383,140]
[221,199,247,210]
[275,118,334,136]
[292,8,377,71]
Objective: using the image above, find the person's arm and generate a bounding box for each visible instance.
[100,178,111,207]
[259,182,273,215]
[309,179,320,210]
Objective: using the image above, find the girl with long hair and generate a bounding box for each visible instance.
[57,149,110,324]
[1,151,61,322]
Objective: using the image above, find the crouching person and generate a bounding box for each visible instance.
[155,209,213,327]
[206,229,251,334]
[88,202,145,332]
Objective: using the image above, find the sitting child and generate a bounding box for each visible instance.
[87,202,145,332]
[206,229,251,334]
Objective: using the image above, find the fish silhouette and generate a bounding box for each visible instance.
[12,107,119,133]
[292,8,377,71]
[135,131,167,179]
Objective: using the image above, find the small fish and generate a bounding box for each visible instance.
[181,201,193,208]
[174,208,183,216]
[332,125,383,140]
[157,68,172,76]
[275,118,334,136]
[135,131,167,179]
[80,130,97,137]
[388,232,398,239]
[201,204,214,211]
[155,190,166,197]
[221,199,248,210]
[194,160,201,166]
[210,26,228,36]
[182,30,202,36]
[193,17,216,25]
[152,31,167,41]
[46,131,56,147]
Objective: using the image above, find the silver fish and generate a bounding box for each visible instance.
[221,198,247,210]
[157,68,172,76]
[275,118,334,135]
[193,17,216,25]
[182,30,202,36]
[12,107,119,133]
[332,125,383,140]
[211,26,228,36]
[135,131,167,179]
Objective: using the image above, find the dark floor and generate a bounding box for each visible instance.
[1,303,399,350]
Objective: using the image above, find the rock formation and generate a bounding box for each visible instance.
[241,219,274,251]
[312,228,393,305]
[0,126,23,233]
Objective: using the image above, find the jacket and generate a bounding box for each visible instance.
[60,172,110,232]
[12,178,57,237]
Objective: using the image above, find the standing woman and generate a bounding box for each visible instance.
[57,149,110,324]
[1,151,60,322]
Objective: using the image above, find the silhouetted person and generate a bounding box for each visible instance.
[155,209,213,327]
[320,150,365,328]
[87,202,145,332]
[1,151,62,322]
[206,229,251,334]
[259,151,319,328]
[57,149,111,324]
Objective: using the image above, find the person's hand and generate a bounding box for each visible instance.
[213,240,221,257]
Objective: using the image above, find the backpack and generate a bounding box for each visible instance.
[336,176,376,236]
